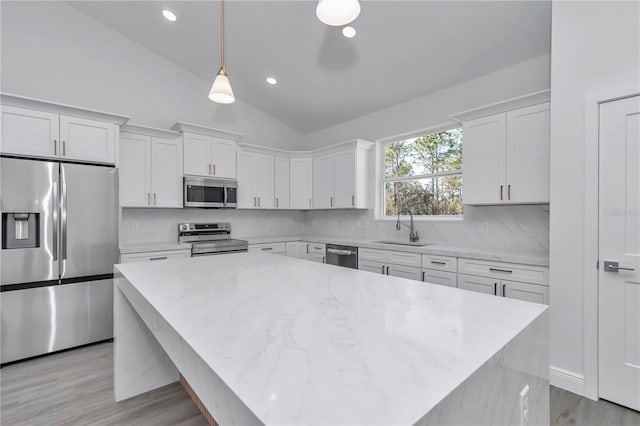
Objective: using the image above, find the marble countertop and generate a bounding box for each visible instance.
[119,241,191,254]
[242,235,549,266]
[115,253,547,425]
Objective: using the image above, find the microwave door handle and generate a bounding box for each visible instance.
[223,186,228,206]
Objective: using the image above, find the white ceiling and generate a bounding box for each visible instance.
[69,1,551,133]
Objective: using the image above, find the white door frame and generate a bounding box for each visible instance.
[583,81,640,400]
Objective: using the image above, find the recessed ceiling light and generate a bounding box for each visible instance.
[342,26,356,38]
[162,10,177,22]
[266,77,277,85]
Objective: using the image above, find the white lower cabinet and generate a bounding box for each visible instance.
[457,271,549,304]
[299,242,326,262]
[285,241,301,258]
[457,274,498,295]
[120,249,190,263]
[309,253,326,263]
[421,269,457,287]
[249,242,286,255]
[358,248,421,280]
[387,264,422,280]
[358,259,386,274]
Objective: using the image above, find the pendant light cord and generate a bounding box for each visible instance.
[220,0,225,69]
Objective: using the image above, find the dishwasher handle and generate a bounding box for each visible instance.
[327,248,356,256]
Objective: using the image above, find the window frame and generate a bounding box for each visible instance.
[374,123,464,222]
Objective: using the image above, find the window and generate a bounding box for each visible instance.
[382,127,463,218]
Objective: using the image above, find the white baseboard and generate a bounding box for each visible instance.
[550,365,585,395]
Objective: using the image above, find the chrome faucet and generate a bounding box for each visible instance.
[396,211,419,242]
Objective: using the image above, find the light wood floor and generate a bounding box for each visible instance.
[1,342,639,425]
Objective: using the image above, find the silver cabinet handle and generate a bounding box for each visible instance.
[502,283,506,297]
[508,184,511,200]
[253,197,256,207]
[258,197,261,207]
[52,181,58,261]
[147,193,151,206]
[306,244,309,254]
[154,193,157,205]
[500,185,503,201]
[261,247,273,251]
[330,196,334,207]
[313,246,322,250]
[322,256,325,263]
[276,198,279,208]
[62,140,66,156]
[430,260,446,265]
[494,282,497,295]
[381,265,385,274]
[309,198,312,208]
[213,164,216,175]
[603,261,636,272]
[489,267,512,274]
[386,266,390,275]
[54,139,57,156]
[422,271,425,282]
[352,195,355,207]
[209,164,212,175]
[149,256,167,261]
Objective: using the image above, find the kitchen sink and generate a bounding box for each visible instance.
[374,240,431,247]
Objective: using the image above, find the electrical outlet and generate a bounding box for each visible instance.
[130,220,138,230]
[480,221,490,233]
[519,384,530,426]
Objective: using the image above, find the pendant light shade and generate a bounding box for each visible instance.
[209,0,235,104]
[316,0,361,26]
[209,67,235,104]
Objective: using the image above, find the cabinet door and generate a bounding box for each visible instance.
[236,151,256,208]
[313,153,334,209]
[309,253,326,264]
[387,264,422,281]
[1,106,59,158]
[290,158,313,209]
[457,274,498,296]
[120,250,190,263]
[274,156,290,209]
[359,260,385,274]
[183,132,212,177]
[211,137,236,178]
[422,269,457,287]
[59,115,115,163]
[151,137,183,208]
[333,148,356,208]
[501,280,549,304]
[285,241,300,258]
[255,154,275,209]
[119,132,152,207]
[462,113,506,204]
[506,103,550,203]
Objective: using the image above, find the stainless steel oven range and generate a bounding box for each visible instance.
[178,222,248,256]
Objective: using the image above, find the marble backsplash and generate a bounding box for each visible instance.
[305,204,550,252]
[122,204,549,253]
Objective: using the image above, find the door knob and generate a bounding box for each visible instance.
[603,260,635,272]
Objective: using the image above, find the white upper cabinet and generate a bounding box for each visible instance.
[59,115,115,164]
[290,157,313,209]
[1,106,118,164]
[211,137,237,178]
[274,156,290,209]
[505,103,550,203]
[119,125,183,208]
[462,113,506,204]
[461,101,550,205]
[237,150,274,209]
[312,140,373,209]
[313,153,334,209]
[1,106,59,158]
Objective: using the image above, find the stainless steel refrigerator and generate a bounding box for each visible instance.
[1,156,117,364]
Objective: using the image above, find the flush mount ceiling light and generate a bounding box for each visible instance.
[266,77,277,85]
[342,26,356,38]
[316,0,361,26]
[162,9,177,22]
[208,0,235,104]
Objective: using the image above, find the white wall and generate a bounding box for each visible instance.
[549,0,640,392]
[0,1,303,150]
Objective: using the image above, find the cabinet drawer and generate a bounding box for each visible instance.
[457,274,498,296]
[501,280,549,305]
[358,259,385,274]
[387,264,421,281]
[421,254,457,272]
[120,249,190,263]
[309,252,326,263]
[359,248,422,268]
[305,242,326,255]
[458,258,548,286]
[249,242,286,255]
[421,269,457,287]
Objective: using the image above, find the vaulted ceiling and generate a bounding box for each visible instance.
[70,1,551,133]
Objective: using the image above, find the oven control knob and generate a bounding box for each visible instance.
[180,224,188,231]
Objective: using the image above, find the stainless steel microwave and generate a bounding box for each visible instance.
[183,177,237,208]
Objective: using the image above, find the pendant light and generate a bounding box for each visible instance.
[209,0,235,104]
[316,0,361,27]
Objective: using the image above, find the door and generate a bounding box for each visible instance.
[501,280,548,304]
[598,95,640,411]
[334,148,356,208]
[59,163,118,279]
[255,154,274,209]
[462,112,506,204]
[59,115,115,164]
[119,132,152,207]
[0,158,60,285]
[237,151,256,208]
[1,106,59,158]
[387,264,421,281]
[210,137,236,178]
[422,269,457,287]
[183,132,212,177]
[151,137,183,207]
[274,156,290,209]
[290,157,312,209]
[313,153,334,208]
[506,103,550,203]
[457,274,497,296]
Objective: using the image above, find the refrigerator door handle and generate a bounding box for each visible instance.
[52,181,58,261]
[61,164,68,263]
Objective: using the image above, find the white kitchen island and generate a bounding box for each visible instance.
[114,252,549,426]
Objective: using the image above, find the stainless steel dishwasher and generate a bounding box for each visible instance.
[326,244,358,269]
